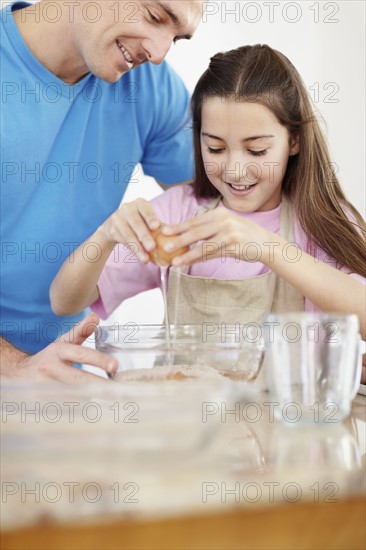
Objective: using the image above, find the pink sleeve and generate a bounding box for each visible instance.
[150,184,202,224]
[91,185,200,319]
[91,246,161,319]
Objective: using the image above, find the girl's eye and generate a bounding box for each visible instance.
[249,150,267,157]
[207,147,224,154]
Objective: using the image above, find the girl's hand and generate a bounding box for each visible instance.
[50,199,163,315]
[97,199,160,263]
[161,209,268,266]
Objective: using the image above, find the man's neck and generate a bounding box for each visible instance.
[13,4,89,84]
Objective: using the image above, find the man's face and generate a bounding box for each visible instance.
[70,1,203,82]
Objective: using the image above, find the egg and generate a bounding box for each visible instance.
[149,228,189,266]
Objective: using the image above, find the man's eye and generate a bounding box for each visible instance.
[249,150,267,157]
[207,147,224,154]
[147,10,159,23]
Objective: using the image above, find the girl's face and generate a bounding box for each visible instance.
[200,98,299,213]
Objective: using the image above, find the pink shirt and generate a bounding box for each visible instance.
[92,185,365,319]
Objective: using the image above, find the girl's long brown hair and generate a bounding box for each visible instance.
[191,45,366,277]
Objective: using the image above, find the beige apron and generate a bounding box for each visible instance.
[167,194,304,326]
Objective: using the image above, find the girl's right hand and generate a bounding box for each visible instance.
[97,198,161,263]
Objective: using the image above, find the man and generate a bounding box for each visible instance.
[1,0,203,380]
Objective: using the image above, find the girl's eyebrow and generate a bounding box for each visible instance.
[201,132,275,142]
[243,135,274,142]
[201,132,224,140]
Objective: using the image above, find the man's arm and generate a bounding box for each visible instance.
[0,314,118,382]
[0,338,28,377]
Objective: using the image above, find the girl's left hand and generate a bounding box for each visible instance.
[161,209,268,266]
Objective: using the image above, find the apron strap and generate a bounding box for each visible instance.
[194,195,222,217]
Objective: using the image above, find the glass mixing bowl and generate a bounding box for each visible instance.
[95,324,265,382]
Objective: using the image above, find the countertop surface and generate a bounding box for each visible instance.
[1,380,365,549]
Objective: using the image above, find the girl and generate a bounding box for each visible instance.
[50,45,366,347]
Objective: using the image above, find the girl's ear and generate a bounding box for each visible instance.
[289,133,300,156]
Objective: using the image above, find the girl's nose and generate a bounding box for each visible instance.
[223,155,260,184]
[223,155,244,184]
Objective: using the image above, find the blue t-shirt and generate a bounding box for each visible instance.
[1,2,194,353]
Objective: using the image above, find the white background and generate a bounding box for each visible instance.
[2,0,365,325]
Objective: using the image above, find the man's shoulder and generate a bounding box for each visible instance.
[0,2,29,23]
[97,61,190,129]
[83,63,187,119]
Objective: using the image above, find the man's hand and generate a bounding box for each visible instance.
[361,353,366,385]
[2,314,118,382]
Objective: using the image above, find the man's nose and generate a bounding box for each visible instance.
[141,35,173,65]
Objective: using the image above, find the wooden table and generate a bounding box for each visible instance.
[1,383,365,550]
[2,497,365,550]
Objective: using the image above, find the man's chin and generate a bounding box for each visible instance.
[97,68,130,83]
[95,59,145,83]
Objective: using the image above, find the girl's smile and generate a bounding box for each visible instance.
[225,182,258,196]
[200,98,299,213]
